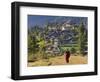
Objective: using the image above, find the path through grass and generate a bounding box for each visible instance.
[28,55,88,67]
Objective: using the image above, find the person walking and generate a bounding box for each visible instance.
[64,49,71,63]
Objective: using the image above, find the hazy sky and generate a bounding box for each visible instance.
[28,15,58,28]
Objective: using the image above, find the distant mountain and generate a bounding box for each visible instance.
[48,17,88,29]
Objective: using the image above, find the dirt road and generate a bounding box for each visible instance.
[28,55,88,67]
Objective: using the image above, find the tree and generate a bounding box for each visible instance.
[28,34,39,52]
[28,33,39,62]
[78,22,87,55]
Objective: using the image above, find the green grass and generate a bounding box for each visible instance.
[60,46,78,51]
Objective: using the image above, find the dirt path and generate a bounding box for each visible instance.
[28,55,88,67]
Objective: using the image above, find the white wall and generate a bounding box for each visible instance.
[0,0,99,82]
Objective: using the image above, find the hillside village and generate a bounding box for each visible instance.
[28,17,88,65]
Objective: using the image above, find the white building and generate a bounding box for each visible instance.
[61,23,74,30]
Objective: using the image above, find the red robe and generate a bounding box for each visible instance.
[64,51,70,63]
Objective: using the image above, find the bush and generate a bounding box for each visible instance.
[28,53,37,62]
[70,47,76,54]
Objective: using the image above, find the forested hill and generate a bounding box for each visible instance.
[28,17,87,45]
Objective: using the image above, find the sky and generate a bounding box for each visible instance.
[28,15,58,28]
[28,15,87,28]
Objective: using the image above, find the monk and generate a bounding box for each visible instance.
[64,50,71,63]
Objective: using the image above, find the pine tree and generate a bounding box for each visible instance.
[78,22,87,55]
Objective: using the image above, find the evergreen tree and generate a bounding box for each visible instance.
[78,22,87,55]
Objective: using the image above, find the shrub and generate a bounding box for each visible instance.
[28,53,37,62]
[70,47,76,54]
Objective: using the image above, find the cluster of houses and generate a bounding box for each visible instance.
[44,22,78,55]
[47,22,75,31]
[43,21,88,55]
